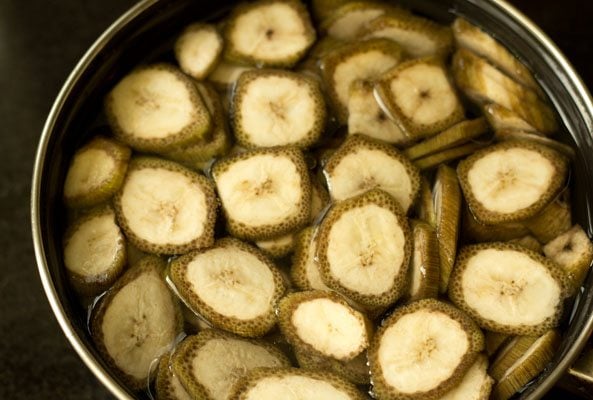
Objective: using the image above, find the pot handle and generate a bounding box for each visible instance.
[559,345,593,398]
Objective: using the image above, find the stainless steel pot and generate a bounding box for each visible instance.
[31,0,593,398]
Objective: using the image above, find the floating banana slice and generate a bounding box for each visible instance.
[448,242,568,335]
[175,23,223,80]
[323,134,420,212]
[172,330,290,400]
[155,353,192,400]
[406,220,440,302]
[91,256,183,390]
[524,192,572,243]
[489,335,539,381]
[169,238,286,337]
[232,69,326,148]
[461,205,530,243]
[63,135,131,209]
[457,141,568,224]
[508,235,543,254]
[208,60,253,89]
[416,177,436,227]
[484,331,512,357]
[290,227,331,291]
[105,64,211,153]
[414,142,485,170]
[223,0,316,67]
[483,103,537,133]
[440,355,494,400]
[316,189,411,309]
[114,157,217,255]
[321,1,401,40]
[63,205,126,296]
[369,299,484,400]
[212,146,310,240]
[294,346,370,385]
[255,232,296,259]
[375,57,465,139]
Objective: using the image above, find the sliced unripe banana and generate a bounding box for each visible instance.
[321,1,401,40]
[375,57,465,139]
[232,69,326,148]
[484,331,512,357]
[212,146,311,240]
[255,232,296,259]
[229,367,367,400]
[114,157,217,255]
[414,142,485,170]
[105,64,211,153]
[416,177,436,227]
[323,134,420,212]
[488,335,539,381]
[311,0,352,22]
[508,235,543,254]
[457,140,568,224]
[155,353,192,400]
[369,299,484,400]
[440,354,494,400]
[461,205,530,243]
[524,192,572,243]
[406,220,440,302]
[321,38,404,122]
[90,256,183,390]
[63,205,126,297]
[543,224,593,297]
[316,189,411,309]
[208,60,253,89]
[448,242,568,335]
[494,129,575,159]
[310,176,330,223]
[172,330,290,400]
[293,346,370,385]
[169,238,286,337]
[223,0,316,67]
[175,23,223,80]
[290,227,331,291]
[483,103,537,133]
[63,135,131,209]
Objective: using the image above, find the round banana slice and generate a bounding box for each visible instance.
[255,232,296,259]
[223,0,316,67]
[448,242,569,335]
[524,192,572,243]
[63,135,131,209]
[105,64,211,153]
[488,335,539,381]
[169,238,286,337]
[278,290,372,361]
[63,205,126,296]
[229,367,367,400]
[375,57,465,139]
[483,103,537,133]
[316,189,412,309]
[208,60,253,89]
[323,134,421,213]
[369,299,484,400]
[406,220,440,302]
[290,227,331,291]
[232,69,326,148]
[212,146,311,241]
[114,157,217,255]
[439,354,494,400]
[175,23,223,80]
[320,1,401,40]
[457,141,568,224]
[461,205,530,243]
[90,256,183,390]
[155,353,192,400]
[414,142,486,170]
[294,346,370,385]
[172,330,290,400]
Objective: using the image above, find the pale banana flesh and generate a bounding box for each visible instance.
[175,24,223,80]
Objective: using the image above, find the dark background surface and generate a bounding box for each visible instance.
[1,0,592,398]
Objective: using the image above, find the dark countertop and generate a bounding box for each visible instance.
[0,0,591,399]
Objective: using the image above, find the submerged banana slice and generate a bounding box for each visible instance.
[321,1,399,40]
[323,134,420,212]
[114,157,217,255]
[172,330,290,400]
[175,23,223,80]
[156,353,192,400]
[457,141,568,224]
[489,335,539,381]
[416,177,436,227]
[316,189,411,309]
[224,0,316,67]
[448,242,568,335]
[369,299,484,400]
[169,238,286,337]
[309,176,330,223]
[484,331,512,357]
[208,60,253,89]
[91,256,182,390]
[255,232,296,259]
[494,129,575,159]
[290,227,331,291]
[212,146,310,240]
[508,235,543,254]
[414,142,485,171]
[461,205,530,243]
[311,0,352,21]
[524,192,572,243]
[483,103,537,133]
[406,220,440,302]
[440,355,494,400]
[294,346,370,385]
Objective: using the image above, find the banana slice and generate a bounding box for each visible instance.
[316,189,411,309]
[232,69,326,148]
[494,129,575,159]
[63,136,131,209]
[491,330,560,400]
[156,353,192,400]
[524,192,572,243]
[369,299,484,400]
[311,0,352,22]
[414,142,486,170]
[484,331,512,357]
[208,60,253,89]
[321,38,404,122]
[406,220,440,302]
[461,205,530,243]
[404,117,489,161]
[114,157,217,255]
[543,224,593,297]
[229,367,367,400]
[375,57,465,139]
[290,227,331,291]
[63,205,126,296]
[483,103,537,133]
[175,23,223,80]
[105,64,211,153]
[452,49,557,134]
[320,1,401,40]
[440,355,494,400]
[255,232,296,259]
[508,235,543,254]
[278,290,372,361]
[489,335,539,381]
[212,146,311,240]
[310,176,330,223]
[294,346,370,385]
[169,238,286,337]
[323,134,421,212]
[457,141,568,224]
[448,242,568,335]
[416,177,436,227]
[223,0,316,67]
[91,256,183,390]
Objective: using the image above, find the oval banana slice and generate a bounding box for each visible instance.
[448,242,568,335]
[440,354,494,400]
[169,238,286,337]
[155,353,192,400]
[316,189,411,309]
[406,220,440,302]
[175,23,223,80]
[91,256,183,390]
[293,346,370,385]
[290,227,331,291]
[369,299,484,400]
[114,157,217,255]
[172,330,290,400]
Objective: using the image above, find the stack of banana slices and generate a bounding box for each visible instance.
[58,0,593,399]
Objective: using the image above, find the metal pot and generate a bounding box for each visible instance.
[31,0,593,398]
